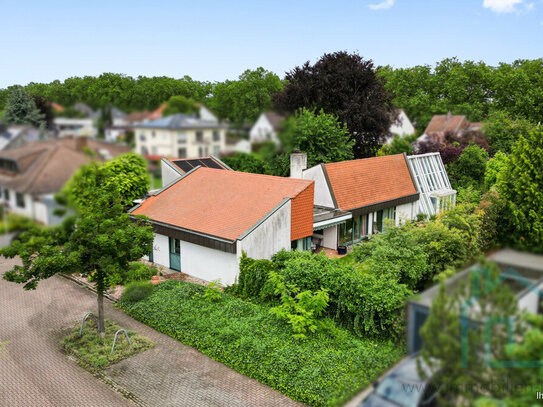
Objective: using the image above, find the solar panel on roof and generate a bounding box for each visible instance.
[172,157,224,173]
[173,160,194,173]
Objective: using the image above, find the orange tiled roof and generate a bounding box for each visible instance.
[424,114,468,136]
[132,167,314,241]
[323,154,417,211]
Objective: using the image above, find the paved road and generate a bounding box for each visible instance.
[0,257,303,407]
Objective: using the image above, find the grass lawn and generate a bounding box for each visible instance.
[119,280,405,407]
[62,319,154,373]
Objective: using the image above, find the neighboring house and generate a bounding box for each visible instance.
[419,112,482,145]
[0,126,43,150]
[408,248,543,355]
[134,113,227,158]
[195,103,219,123]
[124,111,152,126]
[249,111,283,145]
[406,152,456,217]
[130,167,315,285]
[387,109,415,141]
[54,117,97,138]
[111,107,127,126]
[0,137,130,225]
[297,153,420,251]
[160,155,231,187]
[224,138,251,154]
[104,125,129,143]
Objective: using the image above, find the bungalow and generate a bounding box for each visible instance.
[0,137,130,225]
[130,167,315,285]
[295,153,420,250]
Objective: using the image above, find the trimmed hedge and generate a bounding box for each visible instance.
[120,280,404,407]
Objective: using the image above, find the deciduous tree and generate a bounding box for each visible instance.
[274,52,396,158]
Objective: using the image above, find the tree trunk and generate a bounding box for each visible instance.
[97,289,105,339]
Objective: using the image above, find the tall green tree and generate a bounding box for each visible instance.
[2,86,45,127]
[447,144,489,189]
[498,129,543,252]
[162,95,198,116]
[483,110,539,154]
[209,68,283,125]
[279,108,354,168]
[274,52,396,158]
[63,153,149,211]
[1,179,153,337]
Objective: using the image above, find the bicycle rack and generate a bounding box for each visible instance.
[111,329,131,354]
[79,312,98,336]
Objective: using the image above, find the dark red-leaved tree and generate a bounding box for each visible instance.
[273,51,397,158]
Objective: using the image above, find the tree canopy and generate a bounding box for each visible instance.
[274,51,396,158]
[1,160,153,336]
[1,86,45,127]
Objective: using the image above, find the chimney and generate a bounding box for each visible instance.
[75,136,88,152]
[290,150,307,179]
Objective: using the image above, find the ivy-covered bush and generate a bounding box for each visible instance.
[120,280,404,407]
[233,250,410,337]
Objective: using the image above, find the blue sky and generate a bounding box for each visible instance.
[0,0,542,88]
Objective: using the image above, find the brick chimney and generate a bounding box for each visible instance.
[290,150,307,179]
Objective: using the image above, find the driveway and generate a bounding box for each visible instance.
[0,257,302,407]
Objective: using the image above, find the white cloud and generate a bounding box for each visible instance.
[369,0,395,11]
[483,0,525,13]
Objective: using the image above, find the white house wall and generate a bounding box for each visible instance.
[151,233,169,267]
[396,201,419,226]
[389,110,415,138]
[321,226,338,249]
[180,241,239,286]
[302,165,334,208]
[237,200,291,260]
[161,160,182,187]
[518,281,543,314]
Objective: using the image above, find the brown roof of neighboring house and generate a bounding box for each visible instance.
[0,137,131,195]
[264,111,284,132]
[148,104,167,120]
[323,154,418,212]
[424,114,469,137]
[124,111,151,123]
[132,167,314,241]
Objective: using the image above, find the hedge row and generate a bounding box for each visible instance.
[229,251,411,337]
[119,280,404,407]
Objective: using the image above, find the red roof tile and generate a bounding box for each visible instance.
[324,154,417,211]
[133,167,314,241]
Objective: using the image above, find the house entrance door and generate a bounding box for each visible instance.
[169,237,181,271]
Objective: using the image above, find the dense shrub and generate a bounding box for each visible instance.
[447,144,489,189]
[353,226,429,289]
[236,250,410,337]
[477,190,507,252]
[120,280,404,406]
[120,281,154,303]
[124,262,156,283]
[228,254,276,301]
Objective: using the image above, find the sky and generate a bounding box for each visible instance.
[0,0,542,88]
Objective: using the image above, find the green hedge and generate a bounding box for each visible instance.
[120,280,404,407]
[231,251,410,337]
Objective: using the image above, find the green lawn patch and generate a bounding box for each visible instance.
[119,280,405,407]
[62,319,154,373]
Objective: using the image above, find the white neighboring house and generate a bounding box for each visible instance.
[388,109,415,141]
[406,152,456,217]
[249,112,283,145]
[130,167,315,285]
[134,113,227,158]
[196,104,219,123]
[294,152,420,251]
[0,137,131,225]
[54,117,97,139]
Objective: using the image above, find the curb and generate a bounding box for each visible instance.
[59,273,118,303]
